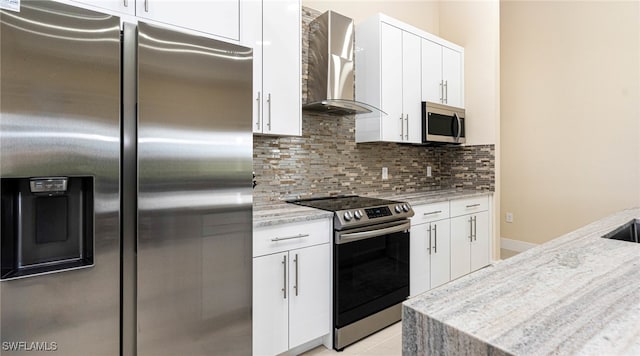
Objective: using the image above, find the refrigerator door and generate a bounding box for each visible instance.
[136,22,253,355]
[0,1,121,354]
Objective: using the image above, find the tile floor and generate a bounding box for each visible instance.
[303,249,521,355]
[302,322,402,356]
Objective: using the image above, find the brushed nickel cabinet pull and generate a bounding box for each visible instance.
[271,233,309,242]
[423,210,442,216]
[267,93,272,130]
[123,0,128,7]
[400,116,404,139]
[256,92,261,130]
[473,216,478,241]
[427,225,432,254]
[144,0,148,12]
[405,114,409,140]
[433,224,437,253]
[294,254,299,296]
[469,217,473,241]
[281,255,287,299]
[439,81,443,103]
[444,80,448,104]
[466,203,481,208]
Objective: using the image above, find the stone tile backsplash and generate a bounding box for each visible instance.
[252,7,494,207]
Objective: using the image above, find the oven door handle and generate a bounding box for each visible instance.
[336,221,410,244]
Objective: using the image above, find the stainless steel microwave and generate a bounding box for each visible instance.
[422,101,465,144]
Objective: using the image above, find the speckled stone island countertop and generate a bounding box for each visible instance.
[253,189,493,228]
[403,207,640,356]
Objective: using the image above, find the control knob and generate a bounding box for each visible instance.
[394,205,402,213]
[354,210,363,220]
[343,211,353,221]
[402,204,410,212]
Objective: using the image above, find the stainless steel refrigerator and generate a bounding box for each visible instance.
[0,1,253,355]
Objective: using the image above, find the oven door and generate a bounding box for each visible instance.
[422,101,465,144]
[334,220,410,329]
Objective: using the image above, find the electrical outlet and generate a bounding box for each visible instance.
[427,166,432,177]
[506,212,514,223]
[382,167,388,180]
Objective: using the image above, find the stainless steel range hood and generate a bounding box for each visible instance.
[303,11,384,116]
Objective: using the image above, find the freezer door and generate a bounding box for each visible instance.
[0,1,121,355]
[136,22,253,355]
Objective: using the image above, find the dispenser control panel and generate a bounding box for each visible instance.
[30,177,68,193]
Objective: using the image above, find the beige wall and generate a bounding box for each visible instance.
[302,0,440,34]
[501,1,640,245]
[439,1,501,257]
[440,1,499,146]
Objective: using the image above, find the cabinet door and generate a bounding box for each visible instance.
[430,220,451,289]
[442,47,462,107]
[380,23,403,142]
[137,0,240,40]
[253,253,289,356]
[421,39,442,103]
[409,223,430,297]
[241,0,263,133]
[71,0,135,15]
[289,244,331,348]
[470,211,490,272]
[450,214,472,280]
[262,0,301,136]
[402,31,422,143]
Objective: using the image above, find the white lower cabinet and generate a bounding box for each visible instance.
[410,219,450,297]
[253,252,289,355]
[253,219,331,356]
[410,195,491,294]
[450,196,490,280]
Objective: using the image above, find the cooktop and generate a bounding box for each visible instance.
[288,195,414,230]
[288,195,402,211]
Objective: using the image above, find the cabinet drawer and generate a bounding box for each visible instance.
[411,201,450,225]
[254,219,331,257]
[450,195,489,217]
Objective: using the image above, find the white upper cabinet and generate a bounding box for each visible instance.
[421,39,443,104]
[402,31,422,143]
[356,18,422,143]
[70,0,135,15]
[242,0,301,136]
[441,47,463,107]
[67,0,240,40]
[379,23,403,142]
[136,0,240,41]
[422,39,464,108]
[355,13,464,143]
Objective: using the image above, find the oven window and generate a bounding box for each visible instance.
[334,230,409,328]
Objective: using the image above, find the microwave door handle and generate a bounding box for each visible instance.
[454,113,462,142]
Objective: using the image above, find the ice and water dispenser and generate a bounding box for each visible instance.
[1,176,94,280]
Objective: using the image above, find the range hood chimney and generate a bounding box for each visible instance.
[303,11,384,116]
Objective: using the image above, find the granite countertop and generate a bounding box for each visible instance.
[253,189,492,228]
[253,203,333,228]
[403,208,640,355]
[375,189,492,206]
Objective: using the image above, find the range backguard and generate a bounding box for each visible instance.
[1,176,94,280]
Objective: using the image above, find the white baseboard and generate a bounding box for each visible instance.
[500,237,538,252]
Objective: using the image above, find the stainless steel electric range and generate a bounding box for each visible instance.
[289,196,414,350]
